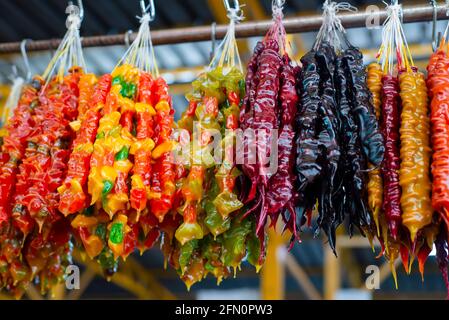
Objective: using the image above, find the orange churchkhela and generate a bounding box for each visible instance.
[366,62,384,236]
[398,68,432,245]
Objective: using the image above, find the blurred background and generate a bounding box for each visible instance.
[0,0,447,300]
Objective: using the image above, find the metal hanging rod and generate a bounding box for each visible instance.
[0,4,447,54]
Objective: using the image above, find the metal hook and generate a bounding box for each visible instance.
[272,0,286,9]
[210,22,217,62]
[431,0,439,51]
[140,0,156,21]
[67,0,84,21]
[77,0,84,22]
[124,29,133,48]
[223,0,240,13]
[20,39,32,81]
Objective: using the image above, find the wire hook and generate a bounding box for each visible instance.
[272,0,285,17]
[20,39,32,82]
[431,0,439,51]
[77,0,84,22]
[66,0,83,29]
[223,0,240,13]
[272,0,286,9]
[140,0,156,21]
[67,0,84,21]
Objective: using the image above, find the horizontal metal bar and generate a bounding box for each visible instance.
[0,4,447,54]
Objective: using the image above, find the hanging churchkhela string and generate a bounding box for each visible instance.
[168,0,263,289]
[292,1,383,254]
[371,3,404,287]
[426,10,449,296]
[0,2,89,297]
[239,0,300,255]
[369,1,437,287]
[64,1,176,274]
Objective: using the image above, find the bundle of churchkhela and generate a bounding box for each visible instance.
[0,2,87,297]
[369,2,446,291]
[426,21,449,295]
[239,0,300,253]
[59,5,175,276]
[168,2,262,289]
[290,1,384,252]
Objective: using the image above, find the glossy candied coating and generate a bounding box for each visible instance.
[88,64,137,219]
[239,42,264,202]
[58,74,110,216]
[170,65,260,288]
[315,43,341,250]
[254,39,282,184]
[265,54,299,240]
[176,66,245,243]
[381,74,402,240]
[0,70,81,298]
[367,63,383,118]
[0,225,31,298]
[106,65,139,220]
[129,72,155,213]
[176,67,226,245]
[213,74,244,222]
[398,70,432,242]
[366,63,384,234]
[148,77,175,223]
[427,49,449,228]
[343,47,384,167]
[77,73,98,120]
[335,51,369,238]
[168,212,259,290]
[295,50,323,215]
[241,39,282,207]
[23,219,72,294]
[175,86,219,245]
[333,54,352,231]
[16,69,81,232]
[238,34,283,261]
[0,79,41,227]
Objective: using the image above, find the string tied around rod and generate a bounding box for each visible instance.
[314,0,357,51]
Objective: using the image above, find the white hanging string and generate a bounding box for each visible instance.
[42,2,86,86]
[378,2,413,74]
[1,76,24,126]
[267,0,287,55]
[114,13,159,77]
[313,0,357,52]
[209,5,244,73]
[272,0,285,20]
